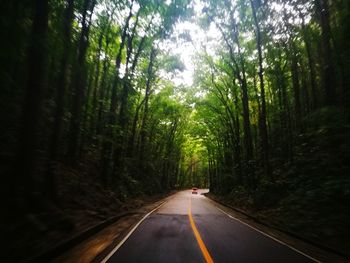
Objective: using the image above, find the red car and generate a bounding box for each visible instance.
[192,187,198,194]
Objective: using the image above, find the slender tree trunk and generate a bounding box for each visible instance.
[68,0,96,164]
[209,12,253,162]
[127,96,145,157]
[115,11,140,172]
[316,0,336,105]
[239,69,253,162]
[46,0,74,200]
[95,8,116,136]
[300,62,311,114]
[90,30,104,136]
[118,9,140,129]
[80,66,95,155]
[227,9,254,164]
[14,0,49,206]
[96,55,110,135]
[291,48,302,131]
[250,0,270,178]
[232,85,242,184]
[300,12,318,109]
[110,2,133,120]
[100,1,134,184]
[139,48,156,171]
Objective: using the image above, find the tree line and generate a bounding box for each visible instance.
[0,0,194,211]
[190,0,350,195]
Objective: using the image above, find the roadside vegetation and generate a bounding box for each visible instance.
[190,0,350,257]
[1,0,349,261]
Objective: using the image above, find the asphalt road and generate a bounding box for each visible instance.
[102,190,317,263]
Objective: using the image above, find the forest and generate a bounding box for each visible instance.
[1,0,350,261]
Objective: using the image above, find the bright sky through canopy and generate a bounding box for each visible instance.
[160,0,220,87]
[159,0,312,87]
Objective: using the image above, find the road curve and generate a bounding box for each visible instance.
[101,190,317,263]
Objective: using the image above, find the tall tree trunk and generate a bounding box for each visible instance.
[232,84,242,185]
[138,48,156,172]
[116,9,140,172]
[46,0,74,200]
[14,0,49,206]
[291,48,302,131]
[238,64,253,162]
[299,11,318,109]
[127,96,145,158]
[208,11,253,162]
[316,0,336,105]
[250,0,270,178]
[300,62,311,114]
[100,0,134,184]
[95,7,117,136]
[90,30,104,136]
[118,9,140,129]
[68,0,96,164]
[109,2,133,122]
[80,66,95,155]
[96,54,111,135]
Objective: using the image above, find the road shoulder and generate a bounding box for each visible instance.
[49,193,176,263]
[205,194,349,263]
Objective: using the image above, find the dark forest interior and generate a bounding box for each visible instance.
[1,0,350,262]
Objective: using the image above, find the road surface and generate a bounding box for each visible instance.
[102,189,317,263]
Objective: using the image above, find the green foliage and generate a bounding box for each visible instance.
[188,0,350,254]
[1,0,350,258]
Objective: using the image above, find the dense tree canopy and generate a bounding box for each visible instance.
[1,0,350,260]
[1,0,196,201]
[185,0,350,255]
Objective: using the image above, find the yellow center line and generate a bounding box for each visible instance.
[188,197,214,263]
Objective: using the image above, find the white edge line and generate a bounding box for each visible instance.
[208,199,322,263]
[100,201,167,263]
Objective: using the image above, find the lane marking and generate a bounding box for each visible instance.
[207,199,321,263]
[100,201,167,263]
[188,197,214,263]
